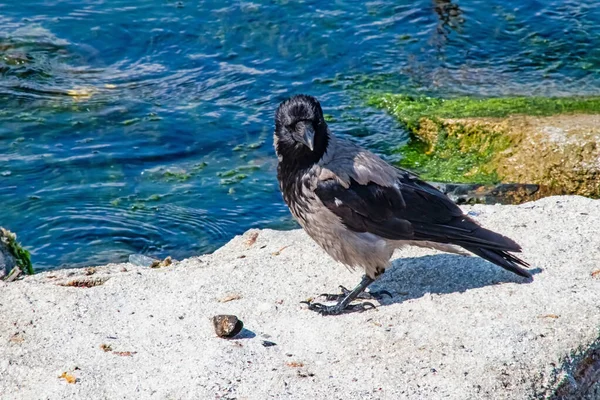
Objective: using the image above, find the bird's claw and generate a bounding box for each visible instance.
[319,285,393,302]
[301,300,377,316]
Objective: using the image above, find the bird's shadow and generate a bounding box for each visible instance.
[365,254,541,307]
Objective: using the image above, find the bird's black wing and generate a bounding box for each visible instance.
[315,175,465,242]
[315,173,532,277]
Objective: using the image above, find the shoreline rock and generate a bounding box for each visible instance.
[369,95,600,198]
[0,228,33,280]
[0,196,599,399]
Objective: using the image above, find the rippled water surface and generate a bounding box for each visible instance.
[2,1,599,270]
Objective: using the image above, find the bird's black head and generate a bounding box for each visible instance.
[274,94,329,168]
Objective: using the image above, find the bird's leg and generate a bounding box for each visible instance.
[319,284,392,302]
[303,275,379,316]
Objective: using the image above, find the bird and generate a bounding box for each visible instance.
[273,94,532,316]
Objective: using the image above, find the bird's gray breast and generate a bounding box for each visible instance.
[278,166,316,224]
[279,165,394,275]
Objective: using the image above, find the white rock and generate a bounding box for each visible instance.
[0,196,599,399]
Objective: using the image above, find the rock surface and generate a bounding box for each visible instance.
[0,240,17,280]
[0,228,34,280]
[369,94,600,196]
[1,196,599,399]
[401,114,600,197]
[449,114,600,197]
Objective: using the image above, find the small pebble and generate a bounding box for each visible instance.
[262,340,277,347]
[212,315,243,338]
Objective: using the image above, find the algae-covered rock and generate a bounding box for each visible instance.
[369,95,600,197]
[0,240,17,280]
[0,228,33,280]
[459,115,599,198]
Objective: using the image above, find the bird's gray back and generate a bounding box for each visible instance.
[317,134,402,188]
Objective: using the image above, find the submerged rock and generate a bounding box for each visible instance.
[128,254,173,268]
[128,254,160,268]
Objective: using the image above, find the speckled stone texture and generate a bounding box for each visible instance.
[1,196,599,399]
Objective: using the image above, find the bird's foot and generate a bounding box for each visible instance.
[319,285,393,302]
[301,300,376,316]
[302,275,381,316]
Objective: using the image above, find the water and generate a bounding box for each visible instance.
[1,1,599,270]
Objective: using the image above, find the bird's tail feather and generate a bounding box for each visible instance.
[462,245,532,278]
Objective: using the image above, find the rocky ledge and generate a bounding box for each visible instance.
[370,95,600,199]
[1,196,599,399]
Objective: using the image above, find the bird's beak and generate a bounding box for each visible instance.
[300,125,315,151]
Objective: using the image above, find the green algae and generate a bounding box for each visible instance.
[121,118,141,126]
[368,94,600,184]
[145,160,209,184]
[216,169,238,178]
[391,119,511,183]
[368,94,600,132]
[217,165,258,185]
[233,141,265,153]
[395,135,502,184]
[130,203,146,211]
[217,165,259,181]
[1,228,33,276]
[162,170,191,182]
[219,174,247,185]
[237,165,260,173]
[192,162,208,172]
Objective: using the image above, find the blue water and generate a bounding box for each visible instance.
[1,1,599,270]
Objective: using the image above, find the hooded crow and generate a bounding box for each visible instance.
[274,94,532,315]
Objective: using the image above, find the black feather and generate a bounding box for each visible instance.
[462,246,532,278]
[315,175,532,277]
[274,95,329,170]
[315,179,413,237]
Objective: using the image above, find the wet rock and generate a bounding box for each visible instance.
[0,237,17,280]
[0,228,33,280]
[128,254,172,268]
[128,254,159,267]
